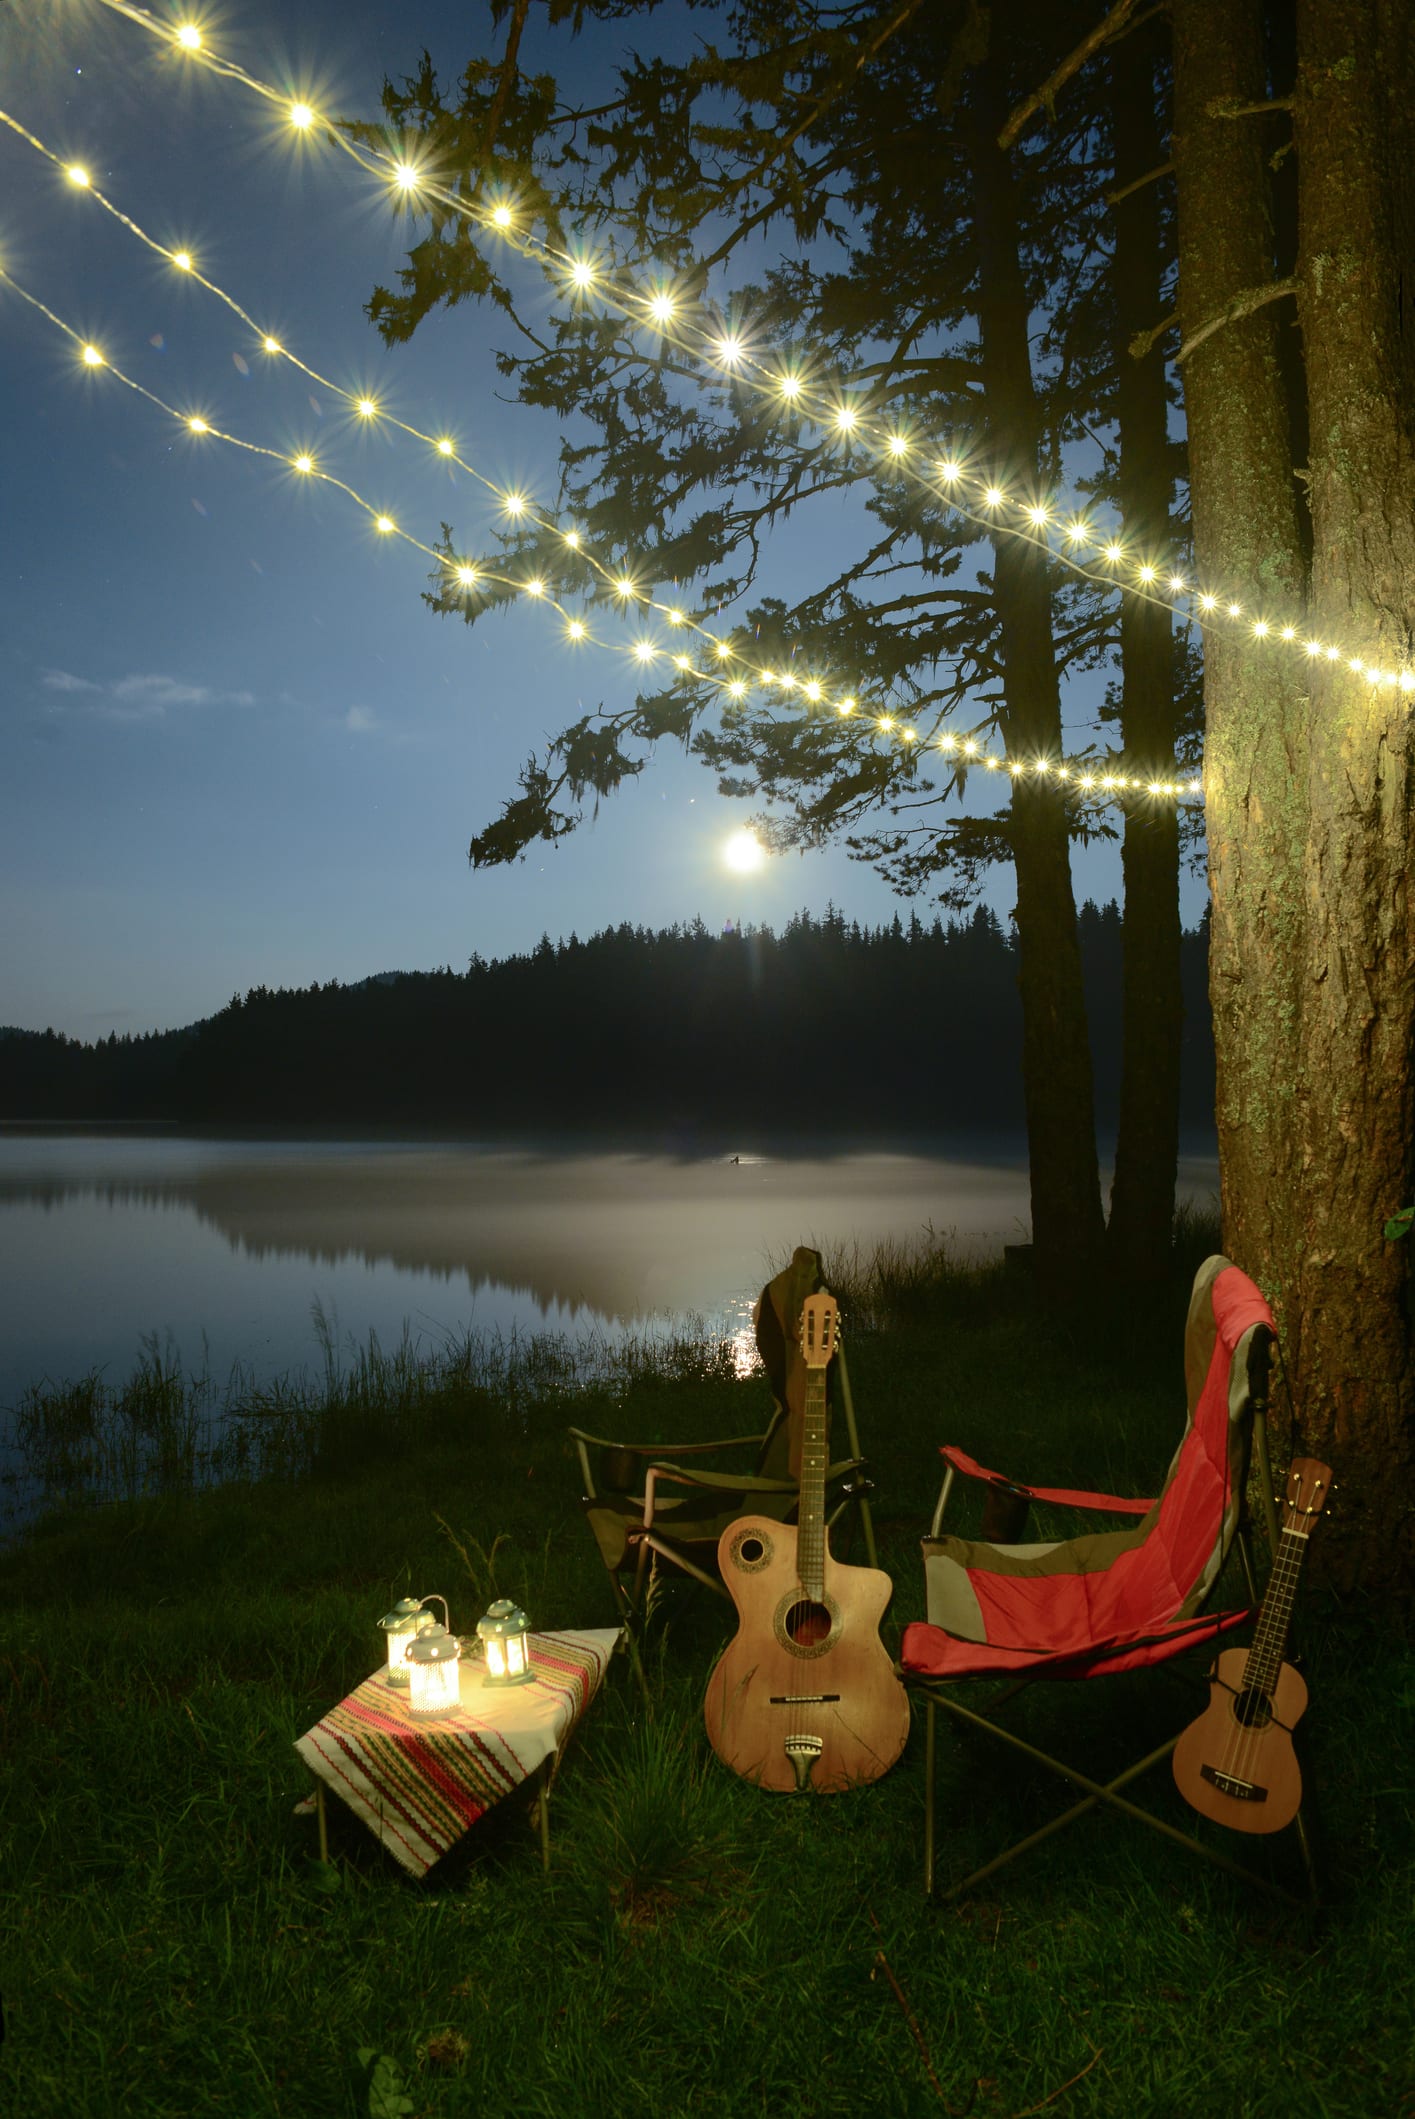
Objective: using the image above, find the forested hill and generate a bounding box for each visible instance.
[0,902,1215,1136]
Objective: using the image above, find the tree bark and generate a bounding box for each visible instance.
[1285,0,1415,1594]
[971,70,1108,1301]
[1106,16,1184,1282]
[1170,0,1308,1277]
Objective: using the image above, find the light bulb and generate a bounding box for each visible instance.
[176,23,202,49]
[289,103,314,130]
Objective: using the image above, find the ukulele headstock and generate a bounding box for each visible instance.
[799,1293,840,1370]
[1280,1457,1333,1537]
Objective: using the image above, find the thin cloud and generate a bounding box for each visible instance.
[42,668,102,693]
[344,705,379,733]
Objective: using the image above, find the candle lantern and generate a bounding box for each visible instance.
[377,1594,446,1686]
[404,1622,464,1717]
[477,1598,533,1685]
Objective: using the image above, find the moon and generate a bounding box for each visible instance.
[723,829,766,874]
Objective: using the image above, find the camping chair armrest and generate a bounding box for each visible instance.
[929,1444,1156,1539]
[642,1456,866,1528]
[568,1425,770,1500]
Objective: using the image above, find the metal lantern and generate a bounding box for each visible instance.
[377,1594,446,1686]
[404,1622,464,1718]
[477,1598,533,1685]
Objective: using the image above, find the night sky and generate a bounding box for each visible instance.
[1,0,1200,1040]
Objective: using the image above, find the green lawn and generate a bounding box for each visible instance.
[2,1243,1411,2117]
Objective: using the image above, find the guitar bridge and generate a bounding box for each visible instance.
[1200,1764,1268,1803]
[768,1694,841,1706]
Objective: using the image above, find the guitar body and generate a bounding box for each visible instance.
[705,1514,910,1793]
[1172,1646,1308,1834]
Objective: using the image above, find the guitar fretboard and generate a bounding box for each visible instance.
[797,1363,829,1601]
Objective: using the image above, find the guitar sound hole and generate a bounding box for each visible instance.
[784,1599,832,1648]
[739,1537,765,1564]
[1233,1686,1273,1730]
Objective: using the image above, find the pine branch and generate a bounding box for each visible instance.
[1106,157,1174,206]
[1175,275,1299,364]
[481,0,533,161]
[997,0,1145,150]
[1206,95,1295,119]
[1128,312,1178,360]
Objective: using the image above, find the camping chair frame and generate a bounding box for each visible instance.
[907,1314,1319,1909]
[568,1336,877,1622]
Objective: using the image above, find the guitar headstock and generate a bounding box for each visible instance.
[799,1293,840,1370]
[1280,1457,1333,1537]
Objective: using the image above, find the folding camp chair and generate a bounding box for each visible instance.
[569,1246,877,1625]
[900,1254,1318,1905]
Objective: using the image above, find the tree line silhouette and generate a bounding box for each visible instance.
[0,902,1215,1138]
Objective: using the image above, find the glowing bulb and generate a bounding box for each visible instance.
[1027,504,1050,527]
[564,531,580,549]
[667,609,684,626]
[1227,602,1242,618]
[187,416,208,433]
[937,460,960,481]
[879,716,894,731]
[615,577,635,598]
[566,618,585,639]
[1081,774,1096,789]
[779,673,797,691]
[1281,625,1296,641]
[503,494,525,517]
[902,729,917,743]
[840,697,856,713]
[491,204,513,229]
[569,260,595,289]
[455,566,477,587]
[436,438,454,456]
[289,103,314,130]
[939,734,957,752]
[393,163,419,192]
[1008,761,1022,776]
[1399,671,1415,692]
[67,164,90,187]
[1348,656,1365,674]
[673,654,691,671]
[1104,543,1124,563]
[724,829,765,875]
[715,642,731,660]
[634,640,656,661]
[375,515,395,534]
[81,344,103,366]
[1066,521,1087,544]
[1199,594,1217,613]
[649,294,675,324]
[986,757,1000,771]
[263,336,282,354]
[983,486,1005,507]
[1325,644,1340,661]
[356,398,377,418]
[525,578,545,598]
[293,454,313,473]
[173,251,193,272]
[804,681,823,703]
[963,738,979,756]
[778,373,801,400]
[728,680,746,700]
[175,23,202,49]
[834,406,858,432]
[1138,564,1158,584]
[1169,575,1187,594]
[888,436,910,459]
[1304,639,1322,656]
[715,335,743,366]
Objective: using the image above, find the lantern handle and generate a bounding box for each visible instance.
[418,1593,449,1633]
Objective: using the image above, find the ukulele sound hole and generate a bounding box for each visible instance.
[784,1599,832,1648]
[1233,1686,1273,1730]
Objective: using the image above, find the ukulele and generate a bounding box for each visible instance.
[1172,1456,1331,1834]
[704,1292,909,1793]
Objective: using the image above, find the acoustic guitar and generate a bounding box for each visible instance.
[704,1292,909,1793]
[1171,1455,1332,1834]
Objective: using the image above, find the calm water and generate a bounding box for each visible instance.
[0,1123,1218,1412]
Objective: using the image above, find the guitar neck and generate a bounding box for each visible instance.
[1244,1526,1308,1694]
[797,1364,829,1600]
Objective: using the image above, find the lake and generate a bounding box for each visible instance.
[0,1128,1218,1511]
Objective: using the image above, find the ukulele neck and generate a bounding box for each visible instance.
[1244,1525,1306,1693]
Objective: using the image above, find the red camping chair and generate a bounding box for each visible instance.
[900,1255,1317,1905]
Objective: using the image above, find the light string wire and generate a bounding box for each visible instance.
[1,117,1202,810]
[83,0,1415,702]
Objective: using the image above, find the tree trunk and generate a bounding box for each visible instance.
[971,72,1108,1301]
[1284,0,1415,1594]
[1170,0,1308,1270]
[1106,18,1184,1282]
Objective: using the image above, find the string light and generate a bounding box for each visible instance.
[61,9,1412,696]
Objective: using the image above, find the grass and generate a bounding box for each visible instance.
[1,1225,1412,2118]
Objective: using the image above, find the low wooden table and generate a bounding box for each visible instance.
[293,1627,621,1878]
